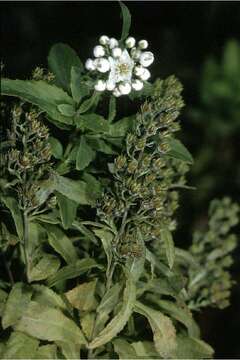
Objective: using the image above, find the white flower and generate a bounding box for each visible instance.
[112,47,122,58]
[85,58,96,71]
[94,80,106,92]
[99,35,109,45]
[93,45,105,58]
[109,38,118,49]
[125,36,136,48]
[140,51,154,67]
[139,68,151,81]
[138,39,148,49]
[85,34,154,96]
[132,79,144,91]
[119,82,131,95]
[134,65,145,77]
[108,49,134,86]
[95,58,110,73]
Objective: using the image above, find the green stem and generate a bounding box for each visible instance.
[23,211,30,282]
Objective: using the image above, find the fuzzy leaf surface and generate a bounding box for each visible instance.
[15,301,86,345]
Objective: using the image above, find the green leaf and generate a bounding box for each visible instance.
[28,253,60,282]
[77,91,100,114]
[154,299,200,338]
[48,43,83,92]
[0,289,7,317]
[87,137,116,155]
[223,40,240,79]
[56,192,78,229]
[113,338,137,359]
[81,173,102,202]
[94,283,122,336]
[120,2,131,42]
[65,281,97,311]
[76,113,110,133]
[161,228,175,269]
[2,283,32,329]
[52,173,93,205]
[1,196,23,241]
[57,342,81,360]
[15,301,87,345]
[174,334,214,359]
[73,221,98,244]
[81,312,95,340]
[108,95,116,122]
[132,341,160,358]
[45,224,78,264]
[76,136,96,170]
[89,274,136,349]
[57,103,75,117]
[32,285,68,312]
[96,283,122,316]
[1,79,74,124]
[108,115,135,137]
[47,258,101,288]
[3,331,39,359]
[134,301,177,358]
[48,136,63,159]
[93,229,113,274]
[167,138,194,164]
[71,66,91,103]
[36,344,57,359]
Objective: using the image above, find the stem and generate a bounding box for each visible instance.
[23,211,30,282]
[2,252,14,286]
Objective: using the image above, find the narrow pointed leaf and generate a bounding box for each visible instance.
[120,2,131,41]
[76,136,96,170]
[47,258,101,288]
[89,275,136,349]
[161,228,175,269]
[134,301,177,358]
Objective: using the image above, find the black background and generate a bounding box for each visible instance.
[1,1,240,358]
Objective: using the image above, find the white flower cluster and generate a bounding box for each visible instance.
[85,35,154,97]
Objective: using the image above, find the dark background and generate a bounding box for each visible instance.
[1,1,240,358]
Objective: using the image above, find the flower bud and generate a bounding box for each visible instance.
[119,82,131,95]
[134,65,145,77]
[138,39,148,49]
[99,35,109,45]
[112,47,122,58]
[93,45,105,58]
[131,47,141,60]
[94,80,106,92]
[85,58,96,71]
[140,51,154,67]
[140,68,151,81]
[109,38,118,49]
[132,79,143,91]
[125,36,136,48]
[95,58,110,73]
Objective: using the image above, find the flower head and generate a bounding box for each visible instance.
[85,35,154,97]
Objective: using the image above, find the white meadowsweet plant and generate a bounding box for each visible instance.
[85,35,154,97]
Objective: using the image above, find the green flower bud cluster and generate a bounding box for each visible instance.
[187,197,239,310]
[0,104,53,213]
[32,66,55,82]
[99,76,189,259]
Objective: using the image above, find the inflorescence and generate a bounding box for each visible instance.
[85,35,154,97]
